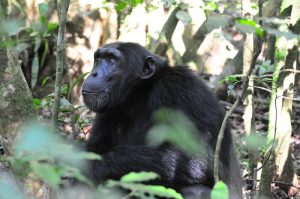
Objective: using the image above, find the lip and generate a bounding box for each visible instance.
[82,91,102,95]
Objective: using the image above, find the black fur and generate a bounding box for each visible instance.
[81,42,242,198]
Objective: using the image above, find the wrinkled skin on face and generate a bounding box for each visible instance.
[81,43,159,112]
[82,45,129,111]
[81,49,116,111]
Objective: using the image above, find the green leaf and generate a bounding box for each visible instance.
[11,123,102,188]
[175,11,192,25]
[38,3,49,26]
[14,124,60,156]
[115,1,127,12]
[42,77,50,87]
[265,28,298,40]
[29,31,39,37]
[68,72,89,98]
[205,2,219,12]
[121,172,160,183]
[227,84,235,96]
[31,54,39,88]
[33,98,41,106]
[31,38,41,88]
[142,185,183,199]
[60,97,72,107]
[61,165,94,186]
[41,40,49,67]
[257,60,274,75]
[0,175,25,199]
[47,22,59,33]
[15,43,31,54]
[147,109,204,156]
[206,15,230,30]
[162,0,176,7]
[0,19,25,36]
[211,181,229,199]
[61,84,69,96]
[38,3,48,16]
[243,134,267,151]
[9,158,31,177]
[30,162,61,187]
[111,181,183,199]
[220,74,244,84]
[236,19,264,37]
[76,152,102,160]
[59,97,73,112]
[131,0,143,6]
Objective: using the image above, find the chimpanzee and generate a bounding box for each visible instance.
[81,42,242,198]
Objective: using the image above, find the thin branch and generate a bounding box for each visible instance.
[214,97,240,183]
[213,24,263,184]
[250,86,300,101]
[214,0,268,182]
[246,179,300,189]
[280,69,300,73]
[182,19,209,63]
[52,0,70,127]
[149,7,180,55]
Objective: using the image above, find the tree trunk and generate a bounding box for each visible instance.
[263,0,282,63]
[275,0,300,190]
[241,1,259,198]
[258,34,285,199]
[0,39,34,152]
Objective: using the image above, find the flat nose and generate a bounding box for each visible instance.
[91,71,98,77]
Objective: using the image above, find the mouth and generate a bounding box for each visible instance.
[81,91,102,95]
[82,90,109,112]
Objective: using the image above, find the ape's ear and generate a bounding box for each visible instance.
[141,56,156,79]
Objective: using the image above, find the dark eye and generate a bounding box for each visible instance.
[108,57,116,65]
[96,57,103,62]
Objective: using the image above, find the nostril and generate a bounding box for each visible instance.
[91,72,98,77]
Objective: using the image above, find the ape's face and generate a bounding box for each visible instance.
[81,43,158,112]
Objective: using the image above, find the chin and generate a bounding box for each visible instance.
[82,93,109,112]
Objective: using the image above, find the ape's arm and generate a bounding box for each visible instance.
[85,145,211,188]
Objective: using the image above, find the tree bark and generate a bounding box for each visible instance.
[275,1,300,189]
[148,7,181,56]
[181,19,209,63]
[0,6,34,152]
[241,1,259,197]
[0,4,36,197]
[258,43,284,199]
[263,0,282,63]
[259,1,299,197]
[52,0,70,127]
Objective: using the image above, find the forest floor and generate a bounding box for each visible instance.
[217,79,300,199]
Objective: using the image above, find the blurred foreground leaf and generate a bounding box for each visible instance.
[107,180,183,199]
[0,19,25,36]
[121,171,160,183]
[147,109,204,156]
[236,19,264,37]
[11,123,100,187]
[211,181,229,199]
[0,174,25,199]
[30,162,61,187]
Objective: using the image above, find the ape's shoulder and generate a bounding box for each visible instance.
[159,65,213,97]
